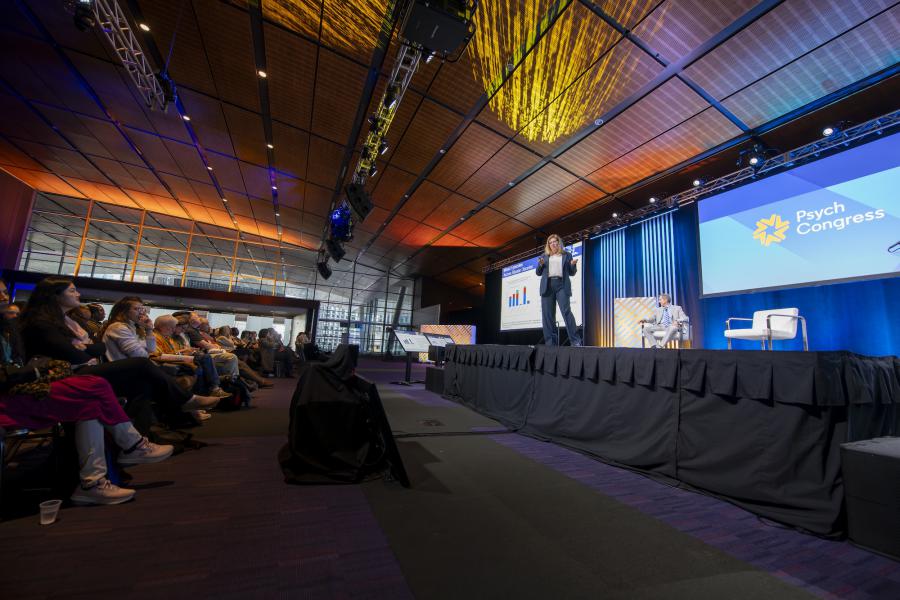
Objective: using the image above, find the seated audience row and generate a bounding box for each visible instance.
[0,276,309,508]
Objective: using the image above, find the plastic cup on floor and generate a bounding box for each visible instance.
[39,499,62,525]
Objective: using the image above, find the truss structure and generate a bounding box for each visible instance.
[353,43,421,184]
[484,108,900,273]
[93,0,167,111]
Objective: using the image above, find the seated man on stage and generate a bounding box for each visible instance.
[641,293,689,349]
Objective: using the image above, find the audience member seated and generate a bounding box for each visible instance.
[0,278,173,505]
[67,304,101,342]
[271,330,296,377]
[152,315,230,400]
[257,328,277,377]
[295,332,310,356]
[101,297,157,361]
[3,302,22,321]
[214,325,237,351]
[19,278,220,432]
[175,311,241,381]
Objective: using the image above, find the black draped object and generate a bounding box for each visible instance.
[443,345,900,536]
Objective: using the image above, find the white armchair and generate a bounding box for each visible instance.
[724,308,808,351]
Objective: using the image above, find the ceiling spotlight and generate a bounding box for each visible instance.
[317,256,332,280]
[692,178,705,187]
[257,70,267,78]
[272,185,277,191]
[326,237,346,262]
[206,165,213,171]
[275,212,280,217]
[649,197,657,204]
[439,148,446,154]
[748,156,759,166]
[222,198,228,203]
[73,0,95,32]
[379,140,389,155]
[182,114,191,121]
[822,127,835,136]
[139,23,150,32]
[369,165,378,177]
[384,84,399,110]
[612,212,619,218]
[266,143,274,150]
[368,115,383,134]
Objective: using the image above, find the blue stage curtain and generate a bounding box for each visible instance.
[641,211,679,304]
[584,229,625,346]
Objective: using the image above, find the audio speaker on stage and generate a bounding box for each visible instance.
[840,437,900,559]
[278,344,409,487]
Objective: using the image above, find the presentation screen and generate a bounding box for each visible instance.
[500,241,584,331]
[698,133,899,297]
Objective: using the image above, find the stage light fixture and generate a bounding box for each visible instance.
[257,70,267,78]
[317,257,332,280]
[139,23,150,32]
[612,212,619,218]
[749,156,759,166]
[384,84,399,110]
[692,178,705,187]
[379,141,389,155]
[425,51,435,64]
[649,197,657,204]
[330,204,353,241]
[156,72,177,105]
[326,237,346,262]
[369,165,378,177]
[73,0,96,32]
[823,126,835,136]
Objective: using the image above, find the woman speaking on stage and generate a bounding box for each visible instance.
[535,234,582,346]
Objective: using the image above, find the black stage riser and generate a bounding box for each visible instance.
[442,345,900,536]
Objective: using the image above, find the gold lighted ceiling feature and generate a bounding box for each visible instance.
[263,0,391,56]
[469,0,653,144]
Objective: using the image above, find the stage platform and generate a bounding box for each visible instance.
[442,344,900,536]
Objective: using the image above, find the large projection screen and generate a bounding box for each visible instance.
[500,241,584,331]
[698,133,900,297]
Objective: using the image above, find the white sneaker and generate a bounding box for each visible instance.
[70,478,136,505]
[182,394,220,411]
[117,437,174,465]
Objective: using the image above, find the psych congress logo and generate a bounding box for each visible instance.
[753,214,790,247]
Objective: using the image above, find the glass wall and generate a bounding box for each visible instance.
[19,193,414,354]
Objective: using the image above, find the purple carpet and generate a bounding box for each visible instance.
[491,433,900,600]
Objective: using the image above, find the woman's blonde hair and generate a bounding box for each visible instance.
[544,234,563,256]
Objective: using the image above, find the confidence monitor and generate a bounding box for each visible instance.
[698,132,900,297]
[499,241,584,331]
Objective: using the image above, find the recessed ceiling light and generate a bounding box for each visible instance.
[222,198,228,203]
[206,166,213,171]
[139,23,150,32]
[182,115,190,121]
[612,212,619,218]
[649,197,657,204]
[692,179,701,187]
[266,143,274,149]
[275,212,280,216]
[272,185,277,191]
[257,70,267,78]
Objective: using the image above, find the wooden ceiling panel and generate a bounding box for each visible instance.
[631,0,759,62]
[222,105,267,166]
[490,163,579,217]
[0,92,71,148]
[430,123,507,191]
[371,165,417,211]
[555,78,708,177]
[471,219,531,248]
[0,138,44,171]
[357,206,390,234]
[265,23,316,130]
[588,107,742,192]
[319,0,388,63]
[65,179,138,207]
[163,139,210,182]
[722,7,900,128]
[421,192,478,231]
[160,174,200,204]
[428,52,485,113]
[272,123,309,180]
[456,142,539,202]
[180,89,234,157]
[235,214,261,236]
[684,0,895,102]
[35,107,112,160]
[453,207,508,242]
[398,223,442,248]
[380,214,418,242]
[398,180,452,222]
[303,182,333,217]
[121,164,169,197]
[514,180,604,227]
[389,100,463,174]
[126,130,180,176]
[227,196,254,218]
[139,0,217,97]
[239,161,274,199]
[207,155,247,197]
[311,51,367,143]
[306,136,344,187]
[193,0,260,112]
[2,167,83,197]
